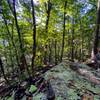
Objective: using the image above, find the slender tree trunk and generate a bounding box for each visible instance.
[2,12,20,69]
[57,45,60,62]
[45,0,52,33]
[13,0,23,53]
[6,0,30,75]
[80,19,84,61]
[67,29,70,59]
[71,18,74,61]
[0,1,21,75]
[13,0,30,75]
[60,1,67,62]
[31,0,36,75]
[49,42,52,63]
[93,0,100,55]
[81,32,84,61]
[55,40,57,65]
[44,0,52,64]
[67,17,71,60]
[13,0,25,70]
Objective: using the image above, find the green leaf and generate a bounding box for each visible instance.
[29,85,37,93]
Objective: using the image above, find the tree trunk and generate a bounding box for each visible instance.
[12,0,30,75]
[44,0,52,64]
[60,1,67,62]
[0,0,20,71]
[55,40,57,65]
[67,29,70,59]
[80,19,84,61]
[71,18,74,61]
[93,0,100,55]
[2,11,20,71]
[31,0,36,76]
[49,41,52,63]
[45,0,52,33]
[57,45,60,62]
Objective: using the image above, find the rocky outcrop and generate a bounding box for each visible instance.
[44,62,100,100]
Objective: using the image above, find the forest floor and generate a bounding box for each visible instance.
[43,61,100,100]
[0,60,100,100]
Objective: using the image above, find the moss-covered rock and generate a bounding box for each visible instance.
[44,62,100,100]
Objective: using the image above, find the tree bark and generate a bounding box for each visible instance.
[31,0,36,75]
[45,0,52,33]
[80,19,84,61]
[2,11,20,70]
[60,1,67,62]
[6,0,30,75]
[44,0,52,64]
[55,40,57,65]
[12,0,30,74]
[71,18,74,61]
[93,0,100,55]
[49,41,52,63]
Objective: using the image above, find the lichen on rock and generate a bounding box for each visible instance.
[44,62,100,100]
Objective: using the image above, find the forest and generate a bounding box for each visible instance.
[0,0,100,100]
